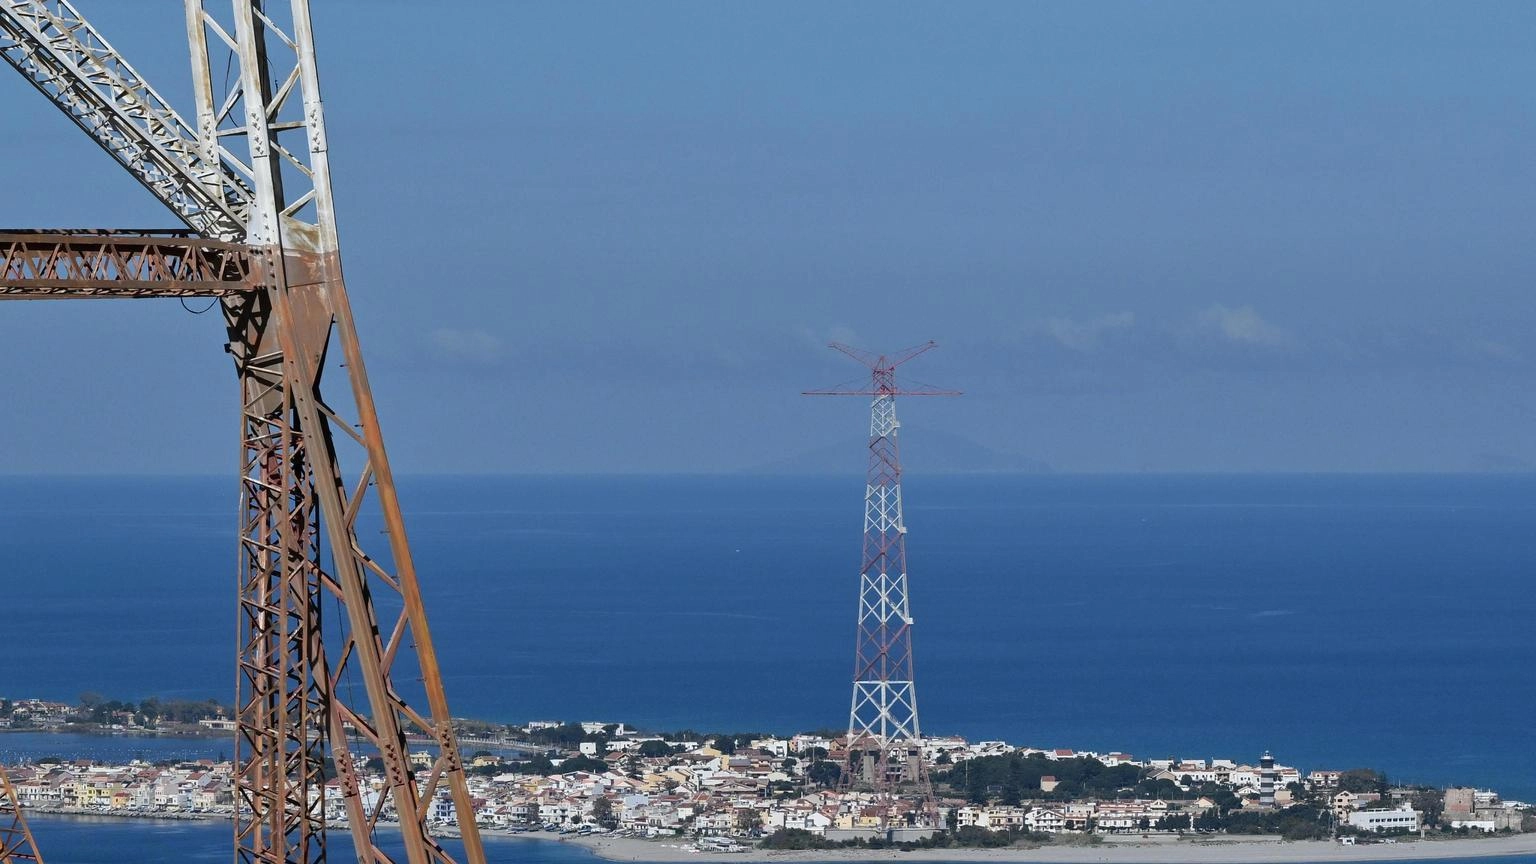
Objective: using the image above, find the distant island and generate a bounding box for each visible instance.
[5,696,1533,861]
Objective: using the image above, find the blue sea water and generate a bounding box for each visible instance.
[22,814,600,863]
[0,473,1533,805]
[0,731,229,765]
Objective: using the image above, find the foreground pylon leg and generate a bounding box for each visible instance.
[0,1,493,861]
[0,767,43,863]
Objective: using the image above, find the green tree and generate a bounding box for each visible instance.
[807,761,841,786]
[952,827,1011,848]
[556,755,608,774]
[637,740,673,758]
[592,796,617,829]
[1410,789,1444,827]
[760,829,838,850]
[528,723,586,748]
[1338,769,1387,794]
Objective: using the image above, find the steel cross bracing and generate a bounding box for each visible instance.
[0,3,486,864]
[805,342,959,830]
[0,769,42,863]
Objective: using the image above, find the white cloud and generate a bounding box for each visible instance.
[797,324,863,355]
[1046,311,1134,351]
[1198,304,1291,347]
[1472,340,1521,363]
[429,327,503,363]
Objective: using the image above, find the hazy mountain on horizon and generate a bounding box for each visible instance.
[744,426,1052,475]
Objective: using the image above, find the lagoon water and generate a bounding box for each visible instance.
[1,473,1533,806]
[24,814,597,863]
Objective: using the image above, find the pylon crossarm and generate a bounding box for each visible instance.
[0,1,250,237]
[0,230,255,298]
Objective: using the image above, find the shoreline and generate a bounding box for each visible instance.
[543,832,1536,864]
[26,807,226,823]
[0,727,224,738]
[18,815,1536,863]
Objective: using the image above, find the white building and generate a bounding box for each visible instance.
[1347,805,1420,833]
[788,735,832,755]
[749,738,788,758]
[1025,808,1065,834]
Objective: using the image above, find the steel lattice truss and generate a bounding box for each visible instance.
[805,342,958,830]
[0,230,251,297]
[0,2,487,863]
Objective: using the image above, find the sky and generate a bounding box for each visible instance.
[3,1,1536,473]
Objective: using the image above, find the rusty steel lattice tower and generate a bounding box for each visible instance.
[805,341,958,827]
[0,770,41,862]
[0,3,486,864]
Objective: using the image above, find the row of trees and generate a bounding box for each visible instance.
[932,753,1144,804]
[11,694,236,728]
[78,695,229,726]
[761,826,1053,851]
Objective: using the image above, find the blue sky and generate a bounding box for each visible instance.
[2,1,1535,473]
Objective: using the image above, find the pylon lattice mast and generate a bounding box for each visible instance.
[0,3,486,863]
[805,341,959,828]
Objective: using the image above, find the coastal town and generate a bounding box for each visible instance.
[2,701,1530,852]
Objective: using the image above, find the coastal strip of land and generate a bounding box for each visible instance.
[20,812,1536,862]
[550,832,1536,863]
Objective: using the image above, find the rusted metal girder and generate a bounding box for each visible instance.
[0,230,253,298]
[0,767,42,862]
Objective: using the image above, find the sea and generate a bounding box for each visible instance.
[20,813,593,863]
[1,473,1534,862]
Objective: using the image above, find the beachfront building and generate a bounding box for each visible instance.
[1347,804,1421,833]
[1024,808,1065,833]
[1332,790,1383,822]
[954,805,1026,831]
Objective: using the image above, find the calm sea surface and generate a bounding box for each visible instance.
[1,473,1532,809]
[22,814,599,863]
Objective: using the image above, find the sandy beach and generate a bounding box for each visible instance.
[529,833,1536,864]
